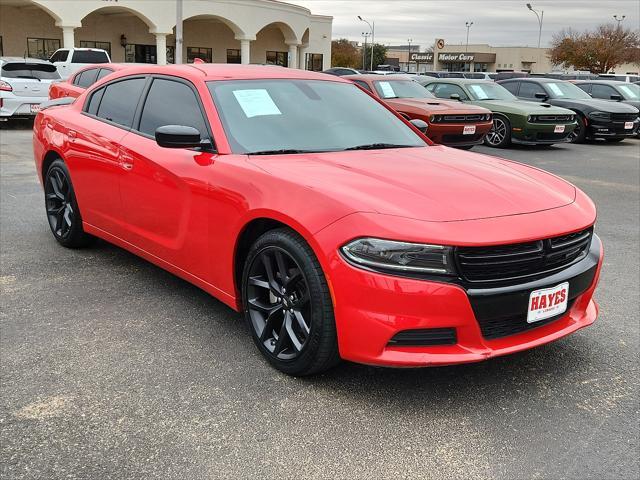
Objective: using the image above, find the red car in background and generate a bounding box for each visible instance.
[346,74,493,149]
[48,63,130,99]
[33,64,602,376]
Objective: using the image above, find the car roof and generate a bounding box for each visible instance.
[573,79,629,85]
[500,77,565,83]
[344,74,414,82]
[0,57,51,64]
[102,64,349,83]
[419,78,491,84]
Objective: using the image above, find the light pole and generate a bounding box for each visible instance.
[465,22,473,53]
[175,0,183,64]
[361,32,370,70]
[358,16,375,70]
[526,3,544,49]
[613,15,626,28]
[407,38,413,72]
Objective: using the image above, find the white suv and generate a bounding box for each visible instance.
[49,48,111,80]
[0,57,61,122]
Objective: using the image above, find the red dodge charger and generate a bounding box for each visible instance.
[33,64,603,375]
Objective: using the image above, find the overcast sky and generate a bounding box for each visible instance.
[295,0,640,49]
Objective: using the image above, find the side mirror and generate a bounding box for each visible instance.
[409,118,429,134]
[610,94,623,101]
[155,125,209,149]
[534,92,549,100]
[450,94,461,101]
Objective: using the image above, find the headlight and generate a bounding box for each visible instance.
[341,238,456,275]
[588,111,611,121]
[527,115,534,122]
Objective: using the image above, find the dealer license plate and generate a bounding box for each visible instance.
[463,125,476,135]
[30,104,41,113]
[527,282,569,324]
[554,125,565,133]
[624,121,634,130]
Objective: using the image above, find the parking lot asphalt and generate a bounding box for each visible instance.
[1,122,639,480]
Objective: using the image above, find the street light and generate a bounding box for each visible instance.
[407,38,413,72]
[465,21,473,53]
[358,15,375,70]
[361,32,370,70]
[526,3,544,49]
[613,15,626,28]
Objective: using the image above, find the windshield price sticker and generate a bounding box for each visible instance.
[469,85,488,99]
[378,81,396,98]
[547,83,563,96]
[233,89,282,118]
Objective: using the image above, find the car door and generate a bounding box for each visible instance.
[431,83,469,101]
[517,81,547,102]
[590,84,619,101]
[65,76,147,236]
[117,76,215,278]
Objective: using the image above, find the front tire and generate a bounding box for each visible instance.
[241,228,340,376]
[484,115,511,148]
[44,159,93,248]
[568,115,587,143]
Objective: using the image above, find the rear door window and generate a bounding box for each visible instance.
[432,83,468,100]
[501,81,520,95]
[590,84,618,100]
[138,78,208,139]
[75,68,99,88]
[96,68,114,82]
[71,50,110,64]
[95,77,146,128]
[518,82,546,99]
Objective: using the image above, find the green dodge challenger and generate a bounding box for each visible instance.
[416,78,577,148]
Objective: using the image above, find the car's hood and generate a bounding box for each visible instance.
[248,146,576,222]
[385,97,488,113]
[623,100,640,110]
[552,97,640,113]
[473,99,573,115]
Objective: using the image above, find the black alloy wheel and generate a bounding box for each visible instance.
[44,159,93,248]
[484,116,511,148]
[242,228,340,375]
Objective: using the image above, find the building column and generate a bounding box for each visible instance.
[60,26,76,49]
[235,36,255,65]
[287,43,299,69]
[155,33,167,65]
[299,45,308,70]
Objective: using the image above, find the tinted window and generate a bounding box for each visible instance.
[576,84,591,94]
[49,50,68,63]
[590,84,618,99]
[1,62,60,80]
[432,83,468,100]
[518,82,546,98]
[352,80,372,92]
[208,79,425,154]
[96,68,114,81]
[373,80,433,99]
[71,50,110,64]
[138,78,208,138]
[75,68,99,88]
[501,81,519,95]
[87,87,104,115]
[96,77,146,127]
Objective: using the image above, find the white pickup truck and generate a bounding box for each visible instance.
[49,48,111,80]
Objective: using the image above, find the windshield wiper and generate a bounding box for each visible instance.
[248,149,319,155]
[344,143,416,151]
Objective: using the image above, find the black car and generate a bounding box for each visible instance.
[498,78,640,143]
[322,67,361,77]
[574,80,640,111]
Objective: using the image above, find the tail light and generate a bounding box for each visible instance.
[0,80,12,92]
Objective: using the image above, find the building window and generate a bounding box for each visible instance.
[227,49,241,64]
[187,47,212,63]
[305,53,323,71]
[266,51,288,67]
[79,40,111,56]
[166,46,175,64]
[474,63,488,72]
[125,44,157,63]
[27,38,61,59]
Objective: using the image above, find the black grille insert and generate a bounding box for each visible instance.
[456,228,593,284]
[388,328,457,346]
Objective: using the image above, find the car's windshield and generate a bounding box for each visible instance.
[373,80,435,99]
[544,82,592,99]
[618,83,640,100]
[466,82,516,101]
[1,62,60,80]
[208,79,426,154]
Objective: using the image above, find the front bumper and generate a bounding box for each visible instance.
[512,121,577,145]
[587,118,639,138]
[428,121,493,147]
[326,234,603,367]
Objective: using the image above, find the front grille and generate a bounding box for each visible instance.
[611,113,638,122]
[388,328,457,346]
[530,114,573,123]
[478,300,575,339]
[456,228,593,284]
[432,114,491,123]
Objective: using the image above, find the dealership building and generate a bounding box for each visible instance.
[0,0,332,70]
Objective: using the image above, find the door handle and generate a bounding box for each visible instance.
[67,130,77,142]
[119,151,134,171]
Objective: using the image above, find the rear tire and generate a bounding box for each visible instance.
[44,159,94,248]
[484,115,511,148]
[241,228,340,376]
